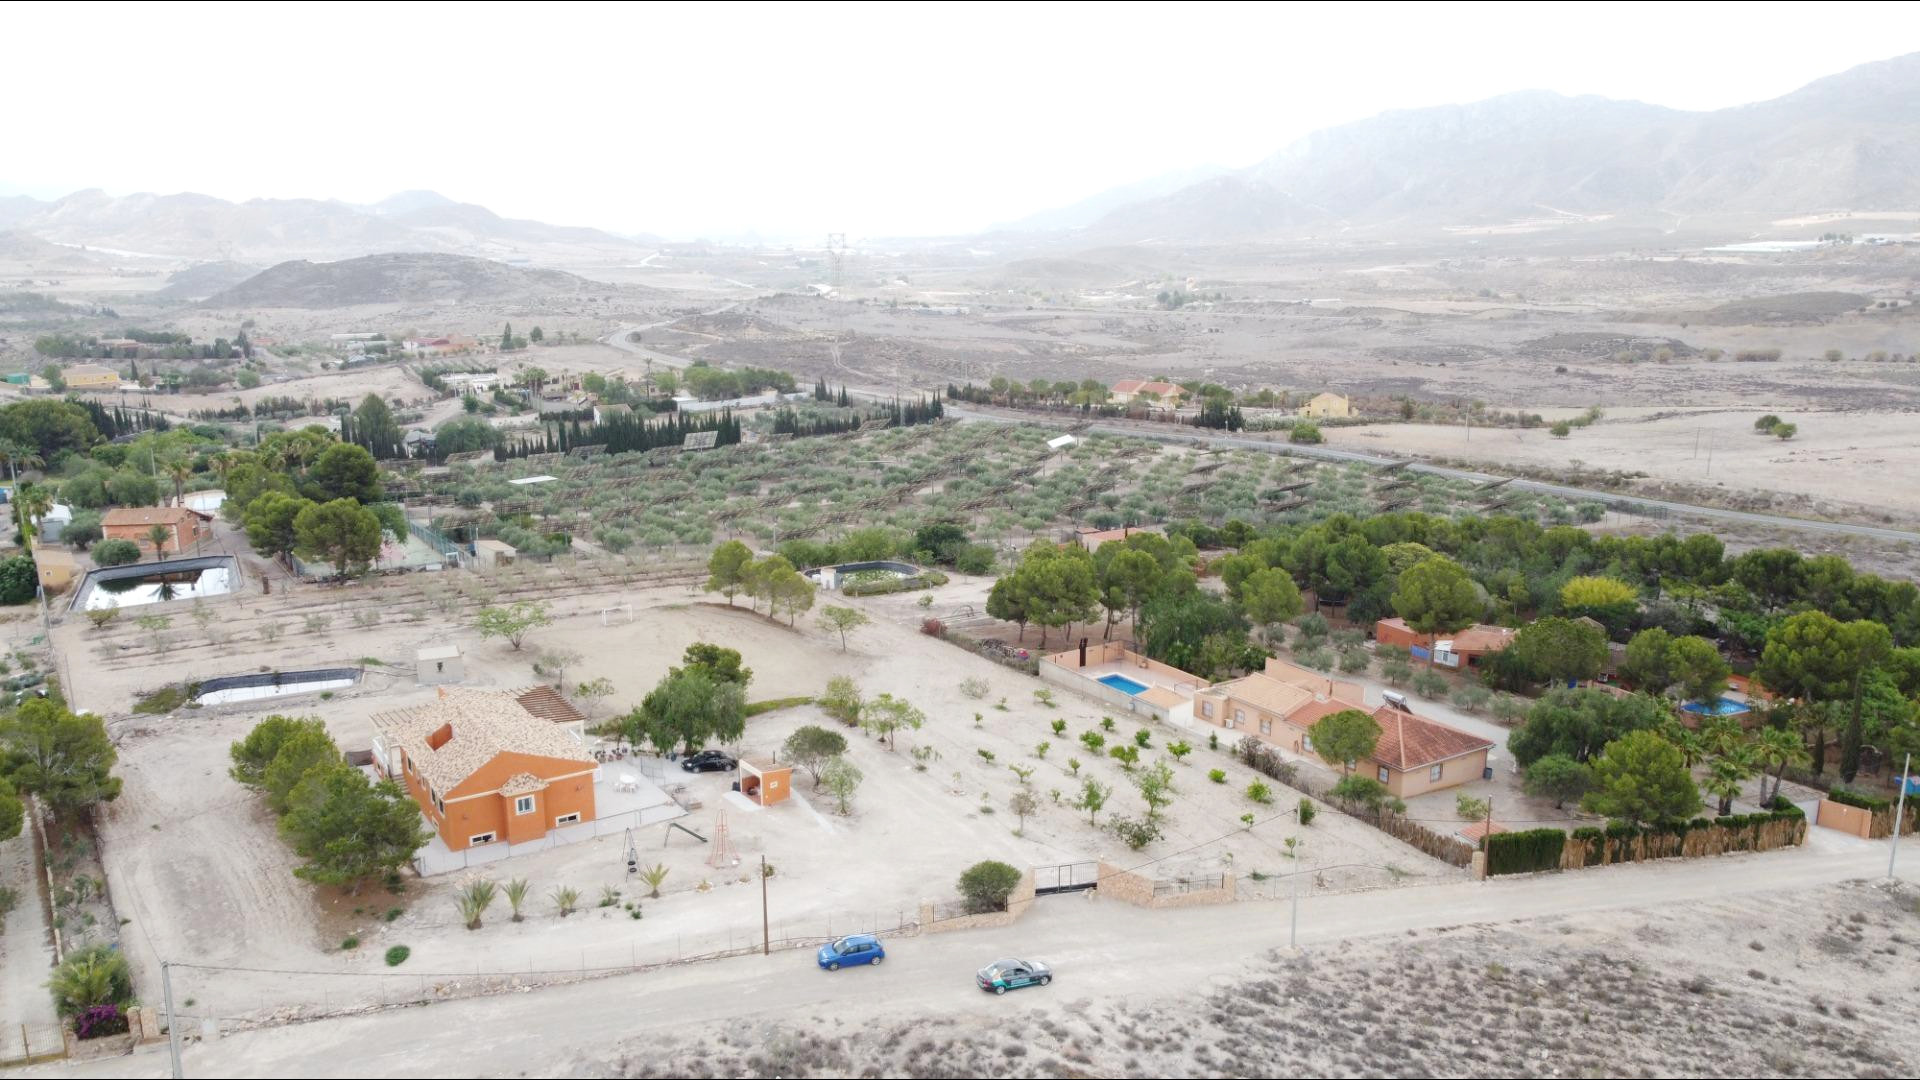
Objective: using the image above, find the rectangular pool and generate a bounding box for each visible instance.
[1097,673,1150,696]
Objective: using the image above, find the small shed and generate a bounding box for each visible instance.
[417,644,464,686]
[738,757,792,807]
[35,548,78,592]
[472,539,516,569]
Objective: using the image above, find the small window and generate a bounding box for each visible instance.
[1234,709,1245,724]
[1302,736,1313,753]
[1430,764,1443,782]
[514,795,535,815]
[1201,701,1213,718]
[1377,765,1389,783]
[555,812,581,826]
[469,832,496,846]
[1259,718,1271,735]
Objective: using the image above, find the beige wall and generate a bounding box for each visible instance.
[1095,861,1236,908]
[1378,749,1488,798]
[920,870,1036,933]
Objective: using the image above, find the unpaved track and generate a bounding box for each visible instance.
[42,833,1913,1078]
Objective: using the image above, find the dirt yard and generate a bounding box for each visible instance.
[1326,406,1920,526]
[77,566,1453,1028]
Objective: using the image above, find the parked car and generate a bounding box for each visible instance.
[976,957,1050,994]
[680,750,737,773]
[817,934,886,970]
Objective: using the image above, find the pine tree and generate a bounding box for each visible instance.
[501,323,514,350]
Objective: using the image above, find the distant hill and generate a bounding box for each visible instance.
[991,165,1229,233]
[11,189,648,262]
[1083,52,1920,240]
[203,253,611,308]
[0,229,105,269]
[156,260,264,302]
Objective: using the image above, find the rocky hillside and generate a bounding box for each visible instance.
[203,253,610,308]
[1087,52,1920,239]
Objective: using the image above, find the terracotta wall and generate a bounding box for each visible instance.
[1816,799,1873,839]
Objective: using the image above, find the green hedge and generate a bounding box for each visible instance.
[744,696,814,717]
[1486,827,1567,876]
[1828,787,1890,812]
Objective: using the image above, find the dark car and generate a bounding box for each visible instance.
[680,750,737,773]
[817,934,886,970]
[976,957,1051,994]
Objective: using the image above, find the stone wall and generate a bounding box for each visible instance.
[919,870,1036,934]
[1095,862,1236,908]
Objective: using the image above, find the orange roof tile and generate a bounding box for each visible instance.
[1371,705,1494,771]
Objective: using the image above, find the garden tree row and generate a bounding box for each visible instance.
[229,716,428,888]
[772,522,995,577]
[770,395,945,438]
[220,427,408,577]
[0,698,121,840]
[704,541,818,624]
[1168,509,1920,651]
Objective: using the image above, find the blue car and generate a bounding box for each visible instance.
[817,934,886,971]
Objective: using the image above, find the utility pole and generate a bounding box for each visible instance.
[760,855,771,956]
[161,960,183,1079]
[1892,753,1912,881]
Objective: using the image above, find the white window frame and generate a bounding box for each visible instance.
[1429,763,1443,782]
[514,794,535,815]
[1302,736,1314,753]
[1259,718,1272,735]
[1378,765,1390,783]
[555,812,581,826]
[469,832,496,846]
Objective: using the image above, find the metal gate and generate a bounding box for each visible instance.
[1033,861,1099,895]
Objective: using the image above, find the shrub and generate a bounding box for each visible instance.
[1290,421,1323,445]
[1208,768,1227,784]
[920,617,945,637]
[48,945,134,1019]
[1486,828,1568,876]
[957,860,1023,914]
[1109,815,1163,850]
[1411,669,1448,698]
[959,676,989,699]
[385,945,411,967]
[90,539,141,567]
[1297,798,1316,826]
[1133,728,1152,748]
[1246,780,1273,805]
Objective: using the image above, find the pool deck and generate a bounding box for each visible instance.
[1083,659,1200,702]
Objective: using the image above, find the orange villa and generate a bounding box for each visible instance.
[1195,657,1493,796]
[101,505,213,556]
[1373,617,1515,671]
[373,687,597,851]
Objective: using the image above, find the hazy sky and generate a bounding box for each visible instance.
[5,4,1918,240]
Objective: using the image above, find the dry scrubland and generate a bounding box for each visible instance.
[589,880,1919,1080]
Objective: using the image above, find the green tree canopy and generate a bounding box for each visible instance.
[279,763,431,889]
[1510,616,1610,687]
[305,442,382,504]
[1309,708,1381,776]
[244,491,317,562]
[1582,730,1702,827]
[293,498,383,578]
[0,698,121,820]
[1391,554,1481,644]
[1510,687,1667,766]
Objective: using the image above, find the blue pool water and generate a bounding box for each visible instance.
[1098,674,1150,696]
[1682,697,1750,716]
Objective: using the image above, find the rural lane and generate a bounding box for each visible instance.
[46,838,1914,1078]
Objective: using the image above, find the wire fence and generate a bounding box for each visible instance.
[157,908,922,1033]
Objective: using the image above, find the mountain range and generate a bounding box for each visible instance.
[0,188,651,262]
[1080,51,1920,241]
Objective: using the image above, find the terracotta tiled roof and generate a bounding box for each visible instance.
[1371,705,1494,771]
[499,772,548,796]
[511,685,587,726]
[1207,673,1313,717]
[102,506,202,527]
[1447,624,1517,653]
[373,688,592,792]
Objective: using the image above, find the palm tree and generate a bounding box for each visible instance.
[1705,747,1758,816]
[148,523,172,562]
[14,482,54,552]
[1754,726,1812,803]
[162,455,193,508]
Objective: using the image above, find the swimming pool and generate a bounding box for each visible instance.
[1682,697,1750,717]
[1098,674,1150,696]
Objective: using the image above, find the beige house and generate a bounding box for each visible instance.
[1296,392,1352,419]
[1195,658,1492,796]
[1108,379,1185,407]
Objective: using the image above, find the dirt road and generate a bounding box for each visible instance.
[44,834,1913,1078]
